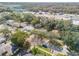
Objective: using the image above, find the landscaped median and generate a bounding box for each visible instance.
[36,46,54,56]
[31,45,54,56]
[31,45,66,56]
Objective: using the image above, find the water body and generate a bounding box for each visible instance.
[6,4,27,12]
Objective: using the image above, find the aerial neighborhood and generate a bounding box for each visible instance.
[0,2,79,56]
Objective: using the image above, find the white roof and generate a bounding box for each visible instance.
[73,20,79,25]
[6,20,20,27]
[23,25,34,30]
[6,20,14,24]
[0,34,6,43]
[0,42,12,55]
[0,24,7,30]
[20,25,34,31]
[20,22,27,27]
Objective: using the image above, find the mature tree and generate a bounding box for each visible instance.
[31,30,48,40]
[11,30,29,47]
[31,19,40,26]
[31,47,38,55]
[23,13,37,23]
[44,20,57,31]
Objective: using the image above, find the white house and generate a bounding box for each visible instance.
[6,20,20,27]
[0,33,6,44]
[20,25,34,32]
[0,42,13,56]
[6,20,14,26]
[72,20,79,25]
[0,24,8,30]
[20,22,27,28]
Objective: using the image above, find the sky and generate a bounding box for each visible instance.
[1,0,79,2]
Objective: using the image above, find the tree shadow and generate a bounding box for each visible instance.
[11,44,30,56]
